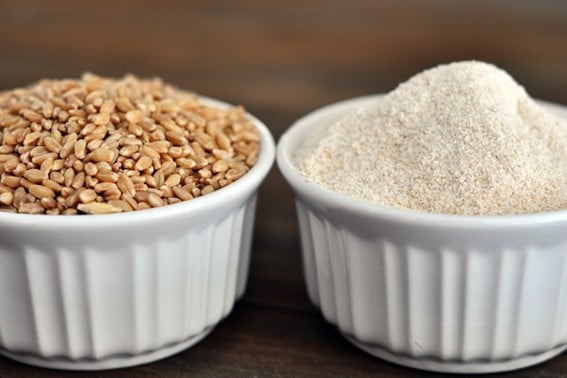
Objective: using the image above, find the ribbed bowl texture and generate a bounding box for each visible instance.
[277,95,567,374]
[0,98,275,370]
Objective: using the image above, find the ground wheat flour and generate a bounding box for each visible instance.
[296,61,567,215]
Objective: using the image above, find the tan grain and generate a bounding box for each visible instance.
[160,161,177,176]
[84,162,98,176]
[24,169,47,183]
[0,192,14,206]
[97,170,118,183]
[137,202,151,210]
[190,187,201,197]
[125,109,144,124]
[0,184,12,194]
[201,185,215,195]
[100,100,116,114]
[119,144,138,158]
[172,185,192,201]
[94,182,119,193]
[141,145,160,160]
[87,139,103,151]
[20,109,42,123]
[146,192,165,207]
[135,156,153,171]
[40,157,54,173]
[78,202,122,214]
[117,174,136,196]
[31,152,57,165]
[153,170,165,188]
[71,172,85,189]
[108,199,132,212]
[194,132,215,150]
[225,167,247,181]
[50,171,65,184]
[164,173,181,187]
[145,174,157,188]
[19,202,45,214]
[52,159,65,171]
[74,139,87,159]
[90,148,114,163]
[0,146,14,154]
[176,157,196,169]
[168,146,184,158]
[212,159,229,173]
[60,133,77,158]
[78,189,97,203]
[85,175,98,188]
[3,157,19,172]
[166,130,187,145]
[19,178,33,190]
[40,197,57,209]
[0,154,16,163]
[63,168,74,187]
[42,179,62,193]
[72,160,84,173]
[92,112,110,126]
[95,161,113,171]
[193,156,209,169]
[190,142,205,158]
[44,137,62,153]
[122,193,138,210]
[29,184,55,199]
[116,98,134,112]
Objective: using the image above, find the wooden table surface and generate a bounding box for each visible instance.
[0,1,566,376]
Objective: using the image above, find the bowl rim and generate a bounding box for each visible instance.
[0,96,275,227]
[277,94,567,229]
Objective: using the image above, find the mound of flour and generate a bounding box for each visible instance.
[296,61,567,215]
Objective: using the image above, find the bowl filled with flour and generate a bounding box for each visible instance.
[277,61,567,374]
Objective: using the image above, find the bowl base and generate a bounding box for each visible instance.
[0,327,213,371]
[344,334,566,374]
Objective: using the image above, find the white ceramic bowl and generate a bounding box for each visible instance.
[277,95,567,374]
[0,98,275,370]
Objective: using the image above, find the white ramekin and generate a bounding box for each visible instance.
[277,95,567,374]
[0,98,275,370]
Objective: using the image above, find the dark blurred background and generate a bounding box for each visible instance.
[0,1,566,376]
[1,0,566,129]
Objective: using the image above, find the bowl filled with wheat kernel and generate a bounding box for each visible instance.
[0,73,275,370]
[277,61,567,374]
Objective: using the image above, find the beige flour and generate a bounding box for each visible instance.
[295,61,567,215]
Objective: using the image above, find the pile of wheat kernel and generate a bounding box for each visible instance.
[0,74,260,215]
[296,61,567,215]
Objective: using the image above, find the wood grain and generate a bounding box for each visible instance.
[0,0,565,376]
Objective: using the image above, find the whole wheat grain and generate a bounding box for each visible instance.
[296,61,567,215]
[0,74,260,214]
